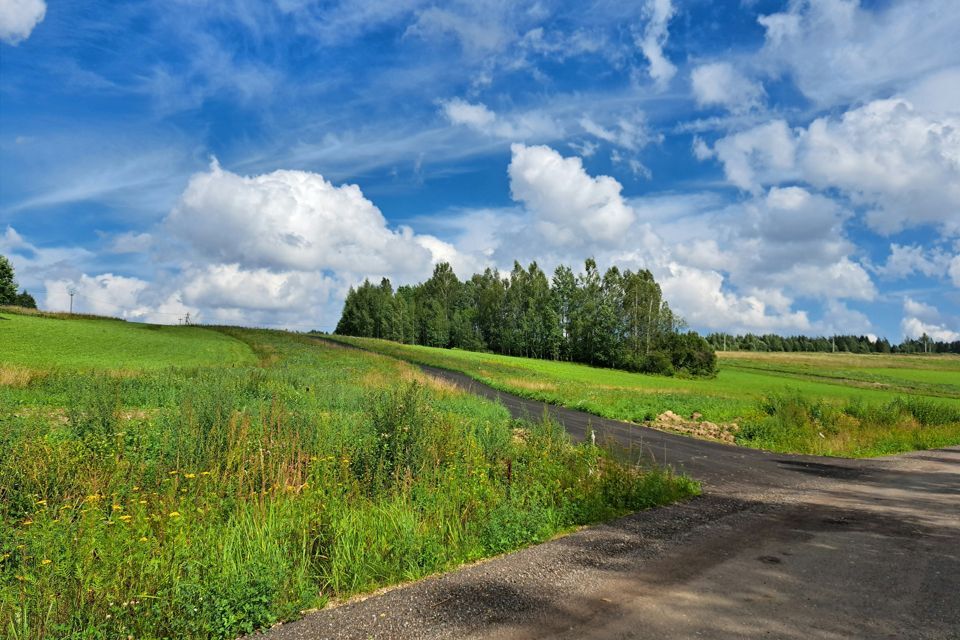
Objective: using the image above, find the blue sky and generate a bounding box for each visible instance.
[1,0,958,340]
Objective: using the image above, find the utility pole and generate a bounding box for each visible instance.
[184,312,191,326]
[67,286,77,314]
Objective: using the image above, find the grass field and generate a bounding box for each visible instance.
[0,314,697,639]
[0,310,256,370]
[328,336,960,457]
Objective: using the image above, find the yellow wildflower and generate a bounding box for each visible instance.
[41,559,51,565]
[36,499,47,506]
[184,473,196,479]
[22,519,33,526]
[168,511,180,518]
[139,536,148,543]
[112,504,122,511]
[119,515,132,521]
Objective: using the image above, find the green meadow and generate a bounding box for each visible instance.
[0,312,696,639]
[0,310,255,371]
[328,336,960,457]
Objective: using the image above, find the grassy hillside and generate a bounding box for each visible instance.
[329,336,960,457]
[0,318,696,639]
[0,310,255,370]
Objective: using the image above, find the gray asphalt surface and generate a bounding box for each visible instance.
[257,355,960,640]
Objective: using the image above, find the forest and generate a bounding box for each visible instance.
[705,332,960,355]
[335,259,717,377]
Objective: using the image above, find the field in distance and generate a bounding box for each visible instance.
[0,312,696,639]
[0,308,255,370]
[328,335,960,457]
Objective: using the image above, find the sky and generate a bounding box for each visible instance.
[1,0,958,340]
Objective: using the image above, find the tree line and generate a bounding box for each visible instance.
[335,259,717,377]
[0,255,37,309]
[705,332,960,355]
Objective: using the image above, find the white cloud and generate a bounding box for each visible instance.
[166,160,444,279]
[508,143,636,247]
[0,0,45,45]
[44,274,149,318]
[637,0,676,88]
[691,136,714,161]
[690,62,765,112]
[903,296,941,323]
[800,99,960,235]
[757,0,960,107]
[951,254,960,287]
[709,120,796,192]
[659,262,811,333]
[902,317,959,342]
[180,264,334,312]
[106,232,153,254]
[901,297,958,342]
[579,112,662,152]
[873,244,953,280]
[440,98,559,140]
[707,99,960,235]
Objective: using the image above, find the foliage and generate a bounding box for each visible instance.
[329,336,960,457]
[336,259,716,377]
[707,331,960,355]
[737,393,960,455]
[0,324,697,639]
[0,256,36,309]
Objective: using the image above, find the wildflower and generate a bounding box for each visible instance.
[168,470,178,475]
[184,473,196,479]
[200,471,211,476]
[22,519,33,526]
[139,536,148,543]
[139,500,147,505]
[132,486,140,491]
[112,504,122,511]
[168,511,181,518]
[41,559,51,565]
[119,515,132,521]
[36,499,47,506]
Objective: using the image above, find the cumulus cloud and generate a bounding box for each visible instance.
[901,298,959,341]
[690,62,765,112]
[676,187,875,301]
[800,99,960,234]
[166,160,441,278]
[872,244,954,280]
[45,274,149,318]
[508,143,636,247]
[757,0,960,107]
[0,0,45,45]
[706,99,960,234]
[708,120,796,192]
[659,262,811,333]
[637,0,676,88]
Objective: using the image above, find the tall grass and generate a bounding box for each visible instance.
[737,393,960,456]
[0,329,697,639]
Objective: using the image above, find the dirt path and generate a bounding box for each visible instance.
[259,362,960,640]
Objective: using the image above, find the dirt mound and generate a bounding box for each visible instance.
[652,410,739,443]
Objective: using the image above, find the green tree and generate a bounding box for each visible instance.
[0,255,19,305]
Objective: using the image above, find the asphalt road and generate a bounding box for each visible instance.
[259,358,960,640]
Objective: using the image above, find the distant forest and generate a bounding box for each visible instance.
[335,259,717,377]
[705,333,960,355]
